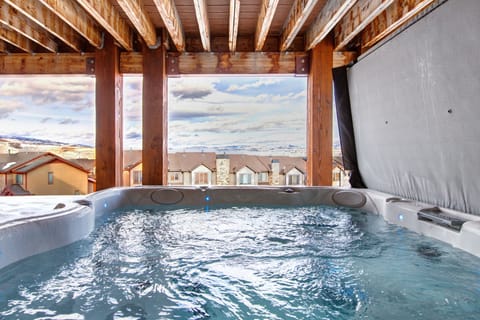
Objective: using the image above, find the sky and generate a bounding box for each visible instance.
[0,75,334,156]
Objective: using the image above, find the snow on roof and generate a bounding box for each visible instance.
[2,162,16,170]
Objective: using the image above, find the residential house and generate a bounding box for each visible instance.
[123,150,143,186]
[123,151,307,187]
[169,152,217,185]
[332,156,350,187]
[71,158,97,193]
[0,152,89,195]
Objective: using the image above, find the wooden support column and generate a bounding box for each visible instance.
[142,41,167,185]
[95,35,123,190]
[307,35,333,186]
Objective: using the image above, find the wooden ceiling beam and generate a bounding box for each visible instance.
[152,0,185,52]
[116,0,157,48]
[169,52,306,74]
[229,0,240,52]
[361,0,436,50]
[38,0,103,49]
[0,27,32,52]
[75,0,133,51]
[334,0,394,50]
[333,50,357,66]
[122,51,309,75]
[280,0,318,52]
[255,0,280,51]
[0,53,95,74]
[193,0,210,51]
[4,0,84,52]
[0,2,57,52]
[0,51,357,75]
[306,0,357,51]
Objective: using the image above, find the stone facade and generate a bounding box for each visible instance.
[216,156,230,185]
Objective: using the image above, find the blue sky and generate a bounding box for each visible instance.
[0,75,320,156]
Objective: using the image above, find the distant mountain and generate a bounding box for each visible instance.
[0,135,92,148]
[0,135,94,159]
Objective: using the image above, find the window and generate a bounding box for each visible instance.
[238,173,252,185]
[48,172,54,185]
[287,174,301,185]
[169,172,182,183]
[194,172,209,185]
[236,167,255,186]
[133,170,142,185]
[258,172,269,183]
[192,165,211,185]
[15,174,23,185]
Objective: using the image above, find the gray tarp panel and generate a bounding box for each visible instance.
[347,0,480,215]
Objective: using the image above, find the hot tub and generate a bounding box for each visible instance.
[1,187,480,319]
[1,186,479,270]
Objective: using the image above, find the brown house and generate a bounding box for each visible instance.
[0,152,90,195]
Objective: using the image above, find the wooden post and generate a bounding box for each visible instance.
[307,35,333,186]
[95,35,123,190]
[142,40,168,185]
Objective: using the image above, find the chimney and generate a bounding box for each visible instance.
[216,154,230,185]
[271,159,280,185]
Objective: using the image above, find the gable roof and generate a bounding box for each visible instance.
[1,184,31,196]
[124,150,143,170]
[229,154,270,173]
[70,158,95,172]
[122,150,307,174]
[0,183,31,196]
[0,152,89,174]
[169,152,216,172]
[0,152,45,173]
[268,156,307,174]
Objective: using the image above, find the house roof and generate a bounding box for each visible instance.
[229,154,270,173]
[0,152,89,174]
[169,152,217,172]
[267,156,307,174]
[122,151,307,174]
[1,184,31,196]
[123,150,143,170]
[0,152,46,173]
[70,158,96,172]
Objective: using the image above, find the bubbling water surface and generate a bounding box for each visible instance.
[1,206,479,319]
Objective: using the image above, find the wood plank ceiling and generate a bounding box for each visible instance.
[0,0,438,74]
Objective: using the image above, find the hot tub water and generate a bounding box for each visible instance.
[0,205,479,319]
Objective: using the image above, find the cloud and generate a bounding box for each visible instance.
[0,100,23,119]
[226,78,282,92]
[169,110,243,121]
[41,117,52,123]
[126,132,142,140]
[0,76,94,112]
[72,104,93,112]
[171,87,212,100]
[128,79,141,91]
[59,118,79,125]
[169,77,217,100]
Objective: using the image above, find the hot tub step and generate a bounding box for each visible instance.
[417,207,467,231]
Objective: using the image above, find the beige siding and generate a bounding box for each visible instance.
[123,170,130,187]
[26,161,88,195]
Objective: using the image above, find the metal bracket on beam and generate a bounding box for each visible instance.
[167,54,179,75]
[295,55,309,75]
[86,57,95,74]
